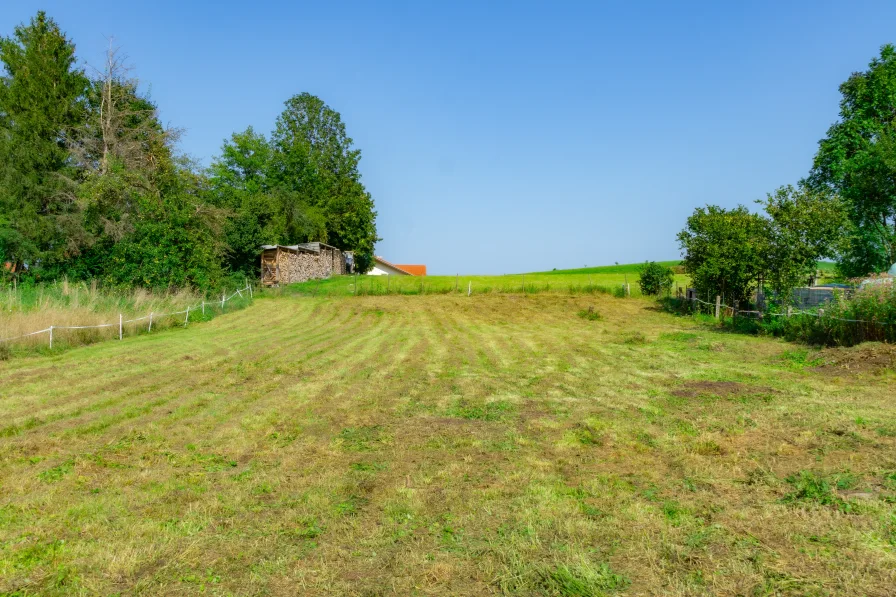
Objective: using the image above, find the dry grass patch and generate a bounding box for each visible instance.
[810,342,896,375]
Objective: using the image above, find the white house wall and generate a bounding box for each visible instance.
[369,263,409,276]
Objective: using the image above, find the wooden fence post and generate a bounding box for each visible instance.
[149,312,153,332]
[715,295,721,320]
[119,314,123,340]
[221,292,225,310]
[202,301,205,315]
[49,326,53,349]
[185,306,190,327]
[786,306,792,318]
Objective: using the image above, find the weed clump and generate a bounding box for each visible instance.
[577,306,602,321]
[623,332,648,344]
[0,343,9,361]
[446,399,513,421]
[782,471,857,513]
[338,426,384,451]
[39,459,74,483]
[572,422,603,446]
[535,563,629,596]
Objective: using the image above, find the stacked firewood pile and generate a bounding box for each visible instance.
[277,247,346,283]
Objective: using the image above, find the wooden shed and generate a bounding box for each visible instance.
[261,242,351,286]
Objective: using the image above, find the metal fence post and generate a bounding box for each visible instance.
[185,306,190,326]
[119,314,123,340]
[149,312,153,332]
[49,326,53,349]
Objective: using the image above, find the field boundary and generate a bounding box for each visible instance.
[689,295,896,326]
[0,285,253,348]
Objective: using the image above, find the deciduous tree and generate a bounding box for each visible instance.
[677,205,767,305]
[271,93,378,271]
[807,44,896,276]
[759,184,848,298]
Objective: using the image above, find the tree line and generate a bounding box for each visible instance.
[0,12,378,290]
[678,44,896,304]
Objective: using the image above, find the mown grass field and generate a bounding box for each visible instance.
[1,291,894,595]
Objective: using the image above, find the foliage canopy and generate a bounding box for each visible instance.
[637,261,674,296]
[0,12,378,289]
[807,44,896,276]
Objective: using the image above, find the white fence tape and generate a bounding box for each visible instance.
[0,286,251,346]
[0,327,52,343]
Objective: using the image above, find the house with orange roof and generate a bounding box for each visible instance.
[369,256,426,276]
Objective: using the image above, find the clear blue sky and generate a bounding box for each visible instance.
[4,1,895,274]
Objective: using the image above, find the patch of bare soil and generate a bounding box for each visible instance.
[672,380,775,399]
[810,343,896,375]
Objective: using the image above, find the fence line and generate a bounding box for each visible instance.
[0,285,252,347]
[688,296,895,326]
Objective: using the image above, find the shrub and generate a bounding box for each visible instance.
[733,283,896,346]
[638,261,674,296]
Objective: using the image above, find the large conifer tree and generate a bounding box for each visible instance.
[0,11,89,273]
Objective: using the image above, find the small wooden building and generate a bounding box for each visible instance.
[261,242,351,286]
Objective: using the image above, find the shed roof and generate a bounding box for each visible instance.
[261,242,342,254]
[261,244,316,254]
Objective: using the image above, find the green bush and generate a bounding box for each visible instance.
[749,284,895,346]
[638,261,674,296]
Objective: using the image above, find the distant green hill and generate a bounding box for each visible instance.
[539,260,836,277]
[535,261,682,275]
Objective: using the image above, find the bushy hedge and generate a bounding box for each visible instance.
[744,283,896,346]
[664,282,896,346]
